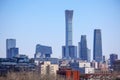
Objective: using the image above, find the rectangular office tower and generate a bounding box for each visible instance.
[93,29,102,62]
[6,39,16,58]
[62,10,77,59]
[79,35,90,61]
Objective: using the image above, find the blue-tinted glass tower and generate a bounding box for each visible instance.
[65,10,73,46]
[110,54,118,67]
[10,48,19,58]
[93,29,102,62]
[62,45,77,59]
[6,39,16,58]
[65,10,73,58]
[62,10,77,59]
[79,35,89,61]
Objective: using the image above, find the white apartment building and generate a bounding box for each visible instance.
[39,61,58,75]
[91,60,98,69]
[70,61,94,74]
[79,61,94,74]
[79,61,91,68]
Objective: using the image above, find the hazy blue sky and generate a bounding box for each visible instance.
[0,0,120,59]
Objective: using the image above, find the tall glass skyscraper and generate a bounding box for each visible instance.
[65,10,73,46]
[62,10,77,59]
[79,35,89,61]
[6,39,16,58]
[93,29,102,62]
[65,10,73,59]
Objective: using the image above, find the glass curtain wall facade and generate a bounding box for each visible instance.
[93,29,102,62]
[6,39,16,58]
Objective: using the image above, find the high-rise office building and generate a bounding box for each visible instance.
[10,48,19,58]
[65,10,73,46]
[34,44,52,58]
[110,54,118,67]
[65,10,73,59]
[62,10,77,59]
[93,29,102,62]
[79,35,89,61]
[6,39,16,58]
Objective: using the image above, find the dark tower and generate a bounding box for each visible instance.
[79,35,89,61]
[93,29,102,62]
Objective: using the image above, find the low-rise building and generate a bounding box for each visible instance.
[79,67,94,74]
[70,61,94,74]
[91,60,98,69]
[79,61,91,68]
[57,68,80,80]
[39,61,58,75]
[113,60,120,72]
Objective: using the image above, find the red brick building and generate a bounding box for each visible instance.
[57,68,80,80]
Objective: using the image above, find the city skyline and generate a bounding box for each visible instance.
[0,0,120,59]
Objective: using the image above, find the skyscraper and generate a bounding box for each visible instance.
[65,10,73,58]
[93,29,102,62]
[110,54,118,67]
[6,39,16,58]
[62,10,77,59]
[65,10,73,46]
[34,44,52,58]
[79,35,89,61]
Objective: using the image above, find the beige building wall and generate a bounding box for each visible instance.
[40,61,58,75]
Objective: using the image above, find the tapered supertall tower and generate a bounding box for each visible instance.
[65,10,73,46]
[62,10,77,59]
[93,29,102,62]
[65,10,73,59]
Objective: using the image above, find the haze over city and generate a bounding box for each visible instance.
[0,0,120,59]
